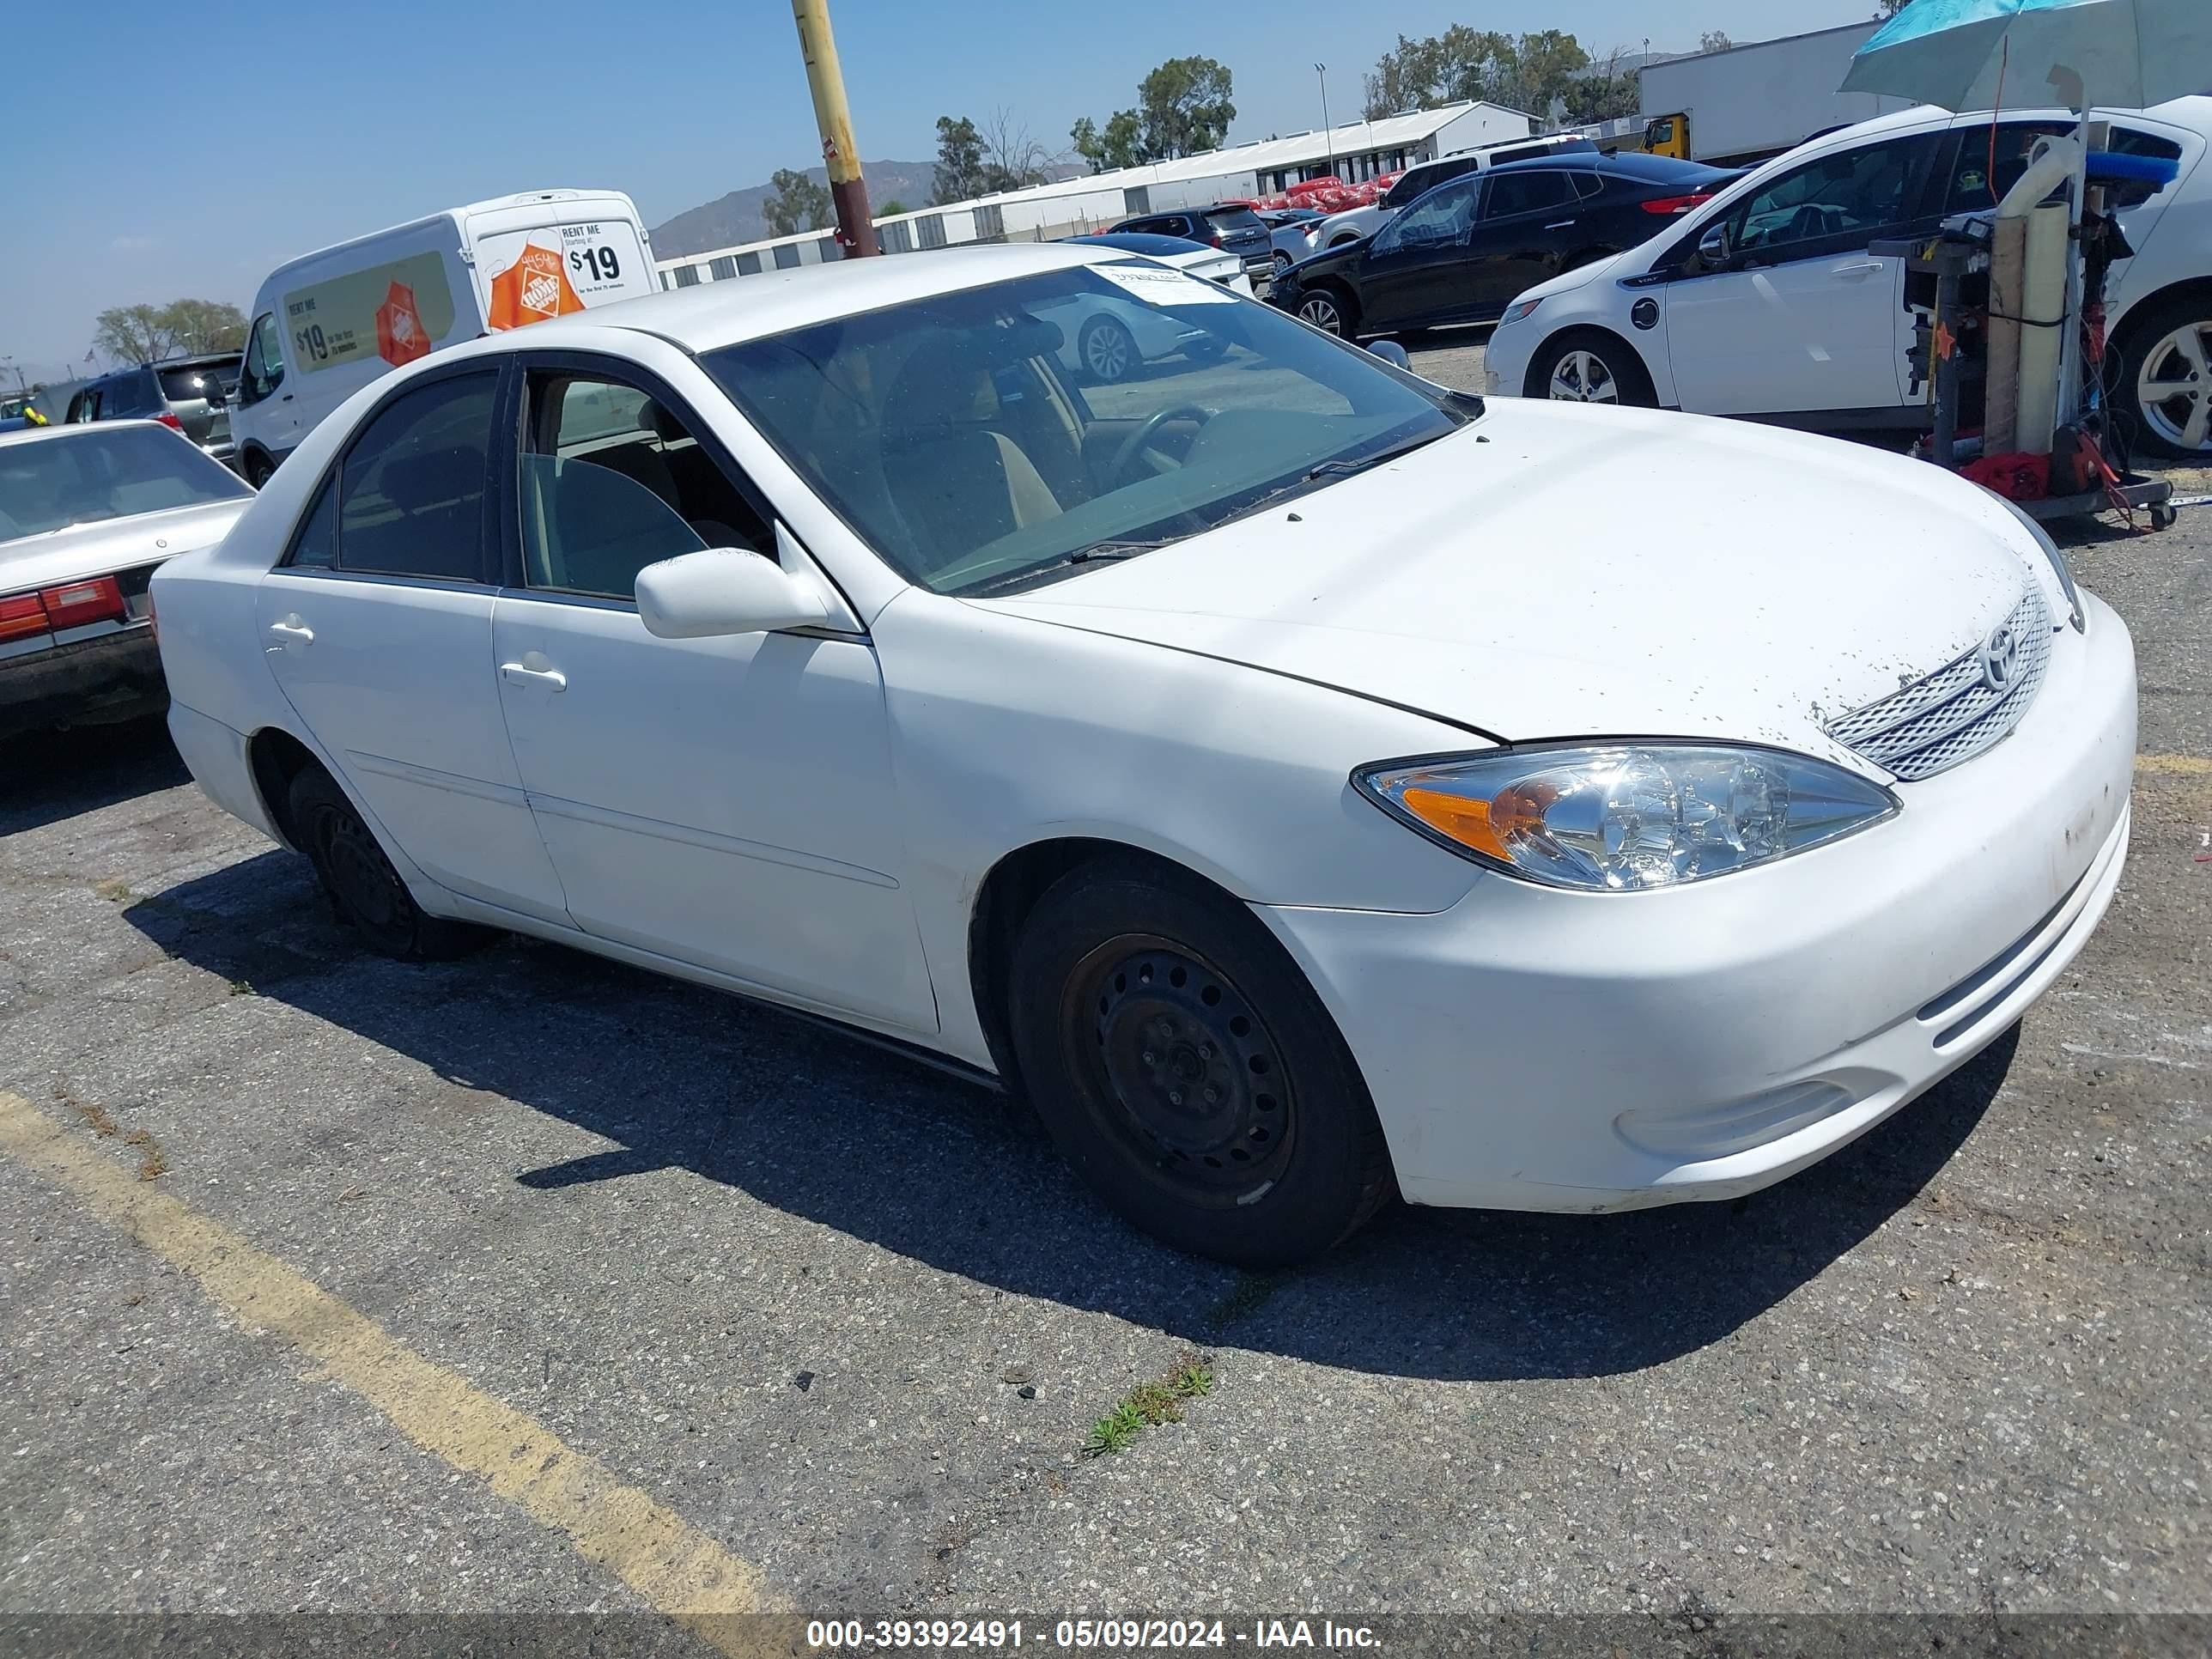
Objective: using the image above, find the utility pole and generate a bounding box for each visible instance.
[1315,63,1332,180]
[790,0,878,258]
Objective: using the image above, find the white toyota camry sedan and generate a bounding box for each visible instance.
[152,242,2136,1267]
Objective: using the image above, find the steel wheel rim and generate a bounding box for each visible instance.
[1085,320,1132,380]
[1549,349,1618,404]
[313,807,407,933]
[1063,935,1296,1206]
[1297,295,1342,335]
[2136,321,2212,451]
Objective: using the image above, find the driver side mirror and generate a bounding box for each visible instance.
[1366,340,1412,370]
[1696,222,1733,270]
[635,547,831,639]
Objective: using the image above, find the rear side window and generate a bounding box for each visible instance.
[1486,171,1577,218]
[325,372,497,580]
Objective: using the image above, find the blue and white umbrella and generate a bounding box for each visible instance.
[1841,0,2212,112]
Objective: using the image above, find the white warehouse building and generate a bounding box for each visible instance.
[654,100,1534,289]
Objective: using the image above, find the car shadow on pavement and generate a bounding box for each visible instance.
[2,715,188,836]
[127,848,2009,1384]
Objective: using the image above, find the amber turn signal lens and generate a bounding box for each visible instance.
[1398,786,1507,859]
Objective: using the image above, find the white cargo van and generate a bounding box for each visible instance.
[230,189,656,484]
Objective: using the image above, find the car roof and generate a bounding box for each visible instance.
[0,416,170,452]
[1070,232,1211,256]
[521,242,1130,354]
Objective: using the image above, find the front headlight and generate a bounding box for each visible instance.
[1995,495,2084,632]
[1355,743,1899,891]
[1498,297,1543,325]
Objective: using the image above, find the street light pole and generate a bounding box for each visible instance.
[1315,62,1333,180]
[790,0,878,258]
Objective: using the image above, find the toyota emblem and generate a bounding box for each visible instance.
[1978,624,2021,691]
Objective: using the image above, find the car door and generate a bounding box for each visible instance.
[234,310,304,459]
[254,363,574,927]
[1355,177,1483,330]
[1663,131,1944,417]
[1466,169,1584,317]
[487,355,937,1031]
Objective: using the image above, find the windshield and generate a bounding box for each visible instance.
[0,427,250,543]
[703,263,1469,596]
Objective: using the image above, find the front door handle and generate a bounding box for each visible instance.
[264,618,313,647]
[1831,260,1886,277]
[1544,219,1577,230]
[500,660,568,692]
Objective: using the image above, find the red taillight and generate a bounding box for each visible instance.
[1641,192,1715,215]
[153,411,184,429]
[40,576,128,631]
[0,592,46,645]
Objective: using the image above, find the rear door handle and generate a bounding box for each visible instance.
[264,619,313,647]
[1544,219,1577,229]
[500,661,568,692]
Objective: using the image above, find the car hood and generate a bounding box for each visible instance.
[976,402,2047,759]
[0,496,250,592]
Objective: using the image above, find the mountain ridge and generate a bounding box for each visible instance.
[649,160,938,258]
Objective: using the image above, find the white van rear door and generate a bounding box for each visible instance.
[470,206,656,330]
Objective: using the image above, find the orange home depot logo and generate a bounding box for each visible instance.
[374,283,433,366]
[488,243,586,330]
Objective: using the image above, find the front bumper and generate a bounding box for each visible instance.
[0,623,167,741]
[1260,591,2138,1212]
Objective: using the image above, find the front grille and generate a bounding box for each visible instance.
[1824,586,2052,781]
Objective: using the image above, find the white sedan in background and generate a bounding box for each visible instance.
[1043,232,1251,381]
[1486,98,2212,456]
[2,421,253,740]
[153,243,2133,1267]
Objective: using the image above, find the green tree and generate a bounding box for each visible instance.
[1698,31,1734,52]
[1073,109,1147,172]
[763,168,830,237]
[1875,0,1915,15]
[932,115,990,204]
[1136,56,1236,160]
[878,198,908,217]
[91,298,246,364]
[1359,27,1590,121]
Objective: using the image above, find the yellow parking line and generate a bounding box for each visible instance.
[2138,754,2212,777]
[0,1091,788,1650]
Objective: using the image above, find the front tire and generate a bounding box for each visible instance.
[241,449,276,489]
[1526,327,1656,407]
[1008,859,1392,1267]
[2114,295,2212,459]
[1295,285,1357,339]
[1079,314,1139,384]
[288,769,491,962]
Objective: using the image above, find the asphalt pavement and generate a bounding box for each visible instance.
[1,347,2207,1650]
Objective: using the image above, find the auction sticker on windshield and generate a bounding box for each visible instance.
[1092,263,1240,305]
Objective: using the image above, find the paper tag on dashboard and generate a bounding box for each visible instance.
[1091,263,1241,305]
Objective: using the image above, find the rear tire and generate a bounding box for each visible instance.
[287,769,492,962]
[1525,327,1656,407]
[1008,857,1392,1267]
[1079,314,1139,384]
[241,449,276,489]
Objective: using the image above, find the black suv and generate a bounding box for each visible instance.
[1111,204,1275,289]
[64,354,242,471]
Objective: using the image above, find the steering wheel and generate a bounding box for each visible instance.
[1109,404,1212,485]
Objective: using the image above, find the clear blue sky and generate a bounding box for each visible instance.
[3,0,1873,380]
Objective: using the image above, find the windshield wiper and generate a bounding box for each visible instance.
[963,538,1176,596]
[1301,427,1452,482]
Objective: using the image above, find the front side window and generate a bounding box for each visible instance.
[328,372,496,580]
[0,427,249,543]
[1375,179,1480,252]
[518,374,769,599]
[1726,136,1938,259]
[704,263,1469,597]
[240,313,286,405]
